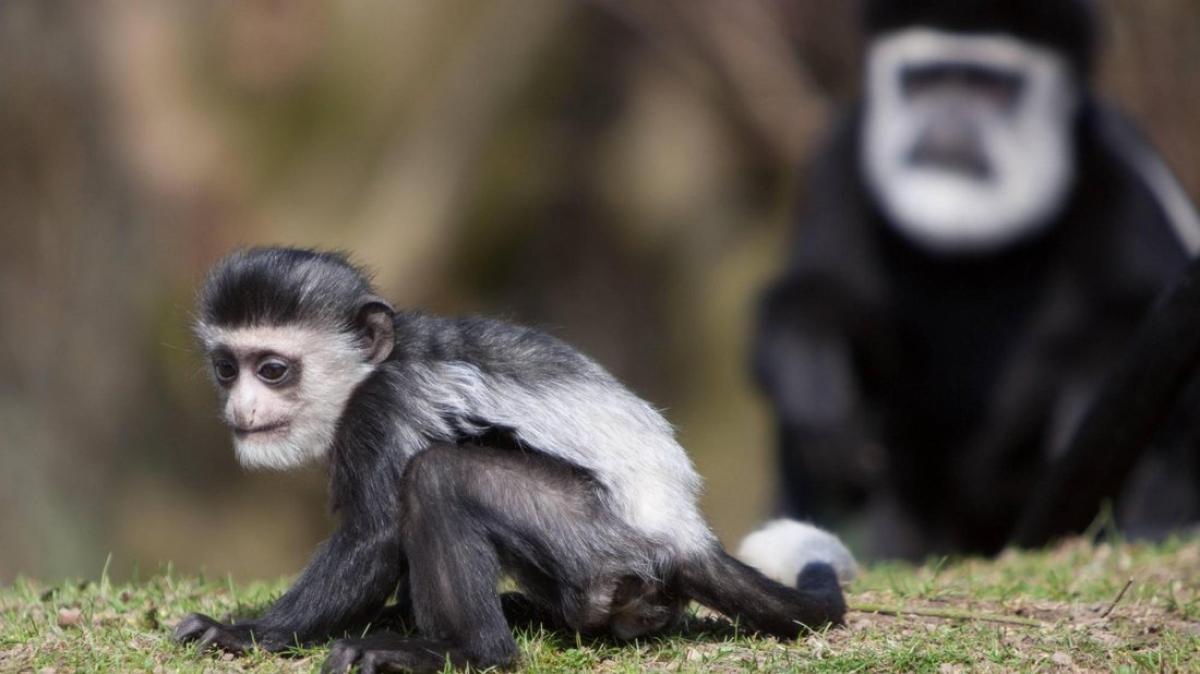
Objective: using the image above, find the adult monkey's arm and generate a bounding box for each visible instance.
[1014,255,1200,547]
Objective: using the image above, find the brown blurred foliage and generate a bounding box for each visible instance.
[0,0,1197,582]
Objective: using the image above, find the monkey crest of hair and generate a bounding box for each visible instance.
[198,247,375,331]
[864,0,1098,75]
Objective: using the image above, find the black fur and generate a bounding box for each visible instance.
[178,247,846,672]
[198,247,376,332]
[755,98,1198,557]
[864,0,1098,75]
[1015,254,1200,545]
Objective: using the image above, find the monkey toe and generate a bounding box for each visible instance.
[357,652,389,674]
[320,636,490,674]
[321,639,362,674]
[352,647,458,674]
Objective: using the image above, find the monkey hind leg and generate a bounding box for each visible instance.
[679,546,845,638]
[321,443,629,673]
[322,542,514,674]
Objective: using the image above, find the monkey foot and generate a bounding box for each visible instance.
[322,633,513,674]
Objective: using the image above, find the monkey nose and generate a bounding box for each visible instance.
[228,404,256,429]
[909,122,990,179]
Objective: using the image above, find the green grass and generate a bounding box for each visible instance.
[2,536,1197,673]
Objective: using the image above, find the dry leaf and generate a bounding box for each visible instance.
[57,608,82,628]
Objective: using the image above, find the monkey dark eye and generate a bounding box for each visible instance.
[257,359,290,384]
[213,358,238,383]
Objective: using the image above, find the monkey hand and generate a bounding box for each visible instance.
[173,613,290,654]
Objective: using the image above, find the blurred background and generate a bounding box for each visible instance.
[1,0,1198,583]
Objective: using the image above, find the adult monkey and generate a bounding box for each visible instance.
[747,0,1200,563]
[175,248,847,673]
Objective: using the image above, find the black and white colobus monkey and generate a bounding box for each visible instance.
[174,247,846,673]
[747,0,1200,561]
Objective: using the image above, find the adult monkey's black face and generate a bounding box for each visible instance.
[859,0,1097,254]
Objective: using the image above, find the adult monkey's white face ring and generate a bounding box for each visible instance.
[861,28,1080,254]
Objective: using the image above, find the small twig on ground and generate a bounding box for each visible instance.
[1101,578,1134,619]
[849,603,1043,627]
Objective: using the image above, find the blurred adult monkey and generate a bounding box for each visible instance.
[746,0,1200,563]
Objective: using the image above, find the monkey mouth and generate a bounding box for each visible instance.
[907,143,992,181]
[232,421,290,438]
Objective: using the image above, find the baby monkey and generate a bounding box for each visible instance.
[175,247,845,673]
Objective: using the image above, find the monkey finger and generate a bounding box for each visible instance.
[172,613,220,643]
[321,639,362,674]
[196,625,247,655]
[358,652,383,674]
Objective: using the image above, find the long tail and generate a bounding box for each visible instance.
[738,519,858,587]
[677,545,846,638]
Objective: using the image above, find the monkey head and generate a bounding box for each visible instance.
[195,247,395,469]
[859,0,1098,254]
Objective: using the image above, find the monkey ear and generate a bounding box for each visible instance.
[357,296,395,364]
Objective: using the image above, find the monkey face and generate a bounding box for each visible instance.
[861,28,1079,253]
[198,324,376,470]
[210,348,300,438]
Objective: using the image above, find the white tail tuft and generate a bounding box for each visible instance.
[737,519,858,586]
